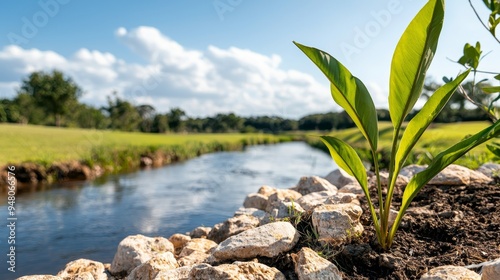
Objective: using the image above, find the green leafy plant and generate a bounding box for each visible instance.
[459,1,500,158]
[294,0,500,250]
[459,1,500,118]
[454,41,500,121]
[469,0,500,42]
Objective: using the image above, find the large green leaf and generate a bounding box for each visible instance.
[320,135,381,237]
[394,70,470,173]
[389,0,444,128]
[320,136,367,188]
[295,42,378,150]
[389,119,500,241]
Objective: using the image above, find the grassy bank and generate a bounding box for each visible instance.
[0,124,291,173]
[2,121,496,177]
[304,121,498,169]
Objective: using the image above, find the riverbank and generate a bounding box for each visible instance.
[0,124,294,192]
[1,142,335,278]
[1,121,497,192]
[16,163,500,279]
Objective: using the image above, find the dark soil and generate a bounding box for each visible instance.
[290,181,500,280]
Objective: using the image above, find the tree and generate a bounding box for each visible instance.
[9,93,46,124]
[185,117,204,132]
[136,104,156,132]
[103,93,141,131]
[0,102,6,122]
[19,70,82,126]
[71,104,109,129]
[167,108,186,132]
[152,114,169,133]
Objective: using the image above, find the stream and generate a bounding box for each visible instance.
[0,142,336,278]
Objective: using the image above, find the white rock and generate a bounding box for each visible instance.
[325,193,360,206]
[258,212,276,226]
[312,204,364,245]
[208,214,260,243]
[109,234,175,276]
[189,226,211,238]
[377,171,409,187]
[269,200,305,219]
[241,185,280,213]
[168,233,191,255]
[243,193,268,211]
[406,206,435,217]
[127,252,178,280]
[257,185,277,196]
[468,168,493,185]
[400,164,427,178]
[482,258,500,280]
[265,189,302,213]
[140,156,153,167]
[477,163,500,178]
[17,276,62,280]
[178,238,218,267]
[153,265,192,280]
[234,207,267,220]
[178,251,210,267]
[437,210,464,222]
[212,221,300,261]
[431,165,492,185]
[324,169,358,188]
[401,164,492,185]
[57,258,107,280]
[293,176,338,195]
[292,247,342,280]
[296,191,337,211]
[338,183,363,195]
[188,262,286,280]
[384,209,399,228]
[67,272,94,280]
[420,265,480,279]
[179,238,217,257]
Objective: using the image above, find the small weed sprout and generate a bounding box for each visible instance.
[295,0,500,249]
[287,200,303,227]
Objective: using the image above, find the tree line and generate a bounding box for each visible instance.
[0,70,493,133]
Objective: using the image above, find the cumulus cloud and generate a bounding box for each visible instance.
[0,26,343,118]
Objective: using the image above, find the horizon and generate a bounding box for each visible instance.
[1,0,499,119]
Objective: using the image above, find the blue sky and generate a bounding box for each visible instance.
[0,0,498,118]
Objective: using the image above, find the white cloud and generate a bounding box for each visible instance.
[0,26,345,118]
[366,81,389,109]
[0,82,19,99]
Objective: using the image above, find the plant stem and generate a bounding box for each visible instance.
[468,0,500,44]
[456,70,498,121]
[371,148,387,248]
[381,124,402,248]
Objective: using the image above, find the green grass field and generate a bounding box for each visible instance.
[307,121,498,169]
[1,122,497,170]
[0,124,285,166]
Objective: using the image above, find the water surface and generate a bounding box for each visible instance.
[0,142,336,278]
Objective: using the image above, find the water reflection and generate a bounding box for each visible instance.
[0,142,336,278]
